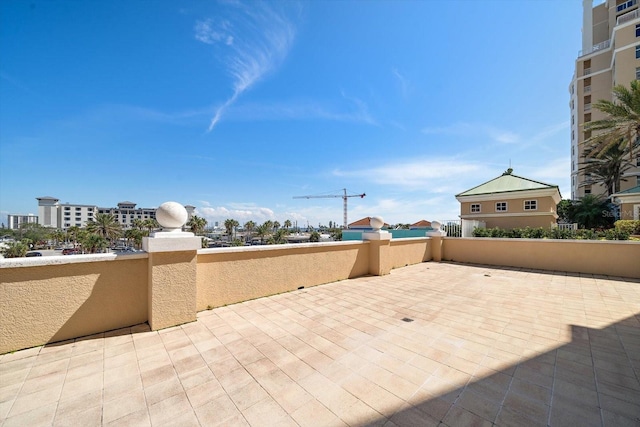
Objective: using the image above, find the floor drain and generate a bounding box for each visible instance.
[401,317,414,322]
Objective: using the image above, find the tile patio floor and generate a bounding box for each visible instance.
[1,262,639,427]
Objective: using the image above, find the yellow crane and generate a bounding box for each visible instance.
[293,188,366,229]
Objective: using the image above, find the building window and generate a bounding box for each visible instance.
[471,204,481,213]
[524,200,537,211]
[636,24,640,37]
[636,45,640,59]
[585,186,592,194]
[496,202,507,212]
[64,207,70,211]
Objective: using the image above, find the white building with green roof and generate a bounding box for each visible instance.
[456,169,562,230]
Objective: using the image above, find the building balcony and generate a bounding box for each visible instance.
[1,252,639,426]
[617,5,639,24]
[578,39,611,57]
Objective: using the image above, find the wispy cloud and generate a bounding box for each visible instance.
[222,97,377,125]
[333,157,490,191]
[194,2,299,132]
[422,122,520,144]
[392,67,409,99]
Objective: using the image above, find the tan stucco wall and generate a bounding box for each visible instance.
[388,238,431,269]
[196,242,370,310]
[442,238,640,279]
[148,251,197,330]
[0,256,147,354]
[478,215,558,230]
[460,195,558,229]
[461,196,557,216]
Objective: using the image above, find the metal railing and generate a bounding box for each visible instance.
[578,39,611,57]
[617,4,639,24]
[583,68,591,76]
[584,103,592,112]
[584,85,591,94]
[440,220,462,237]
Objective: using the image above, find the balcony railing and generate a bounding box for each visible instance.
[584,103,592,112]
[584,68,591,76]
[584,85,591,94]
[578,39,611,57]
[618,8,639,24]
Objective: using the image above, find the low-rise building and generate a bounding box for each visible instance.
[611,185,640,220]
[5,214,38,230]
[456,169,562,230]
[36,197,195,229]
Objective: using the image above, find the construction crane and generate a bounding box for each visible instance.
[293,189,366,229]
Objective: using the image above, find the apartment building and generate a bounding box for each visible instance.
[570,0,640,200]
[36,197,195,230]
[5,214,38,230]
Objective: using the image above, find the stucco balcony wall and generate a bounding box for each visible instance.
[388,237,432,269]
[1,237,638,354]
[0,254,148,354]
[195,241,371,310]
[442,237,640,279]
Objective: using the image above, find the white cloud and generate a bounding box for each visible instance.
[333,158,488,190]
[422,122,520,144]
[392,67,409,99]
[195,2,299,131]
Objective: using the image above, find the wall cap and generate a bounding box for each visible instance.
[0,252,148,269]
[198,240,368,255]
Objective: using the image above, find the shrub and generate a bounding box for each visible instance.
[614,220,640,235]
[604,228,630,240]
[0,241,29,258]
[574,229,598,240]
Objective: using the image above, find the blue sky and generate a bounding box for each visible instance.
[1,0,582,228]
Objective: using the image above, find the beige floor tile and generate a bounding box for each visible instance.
[53,405,102,427]
[102,389,147,424]
[290,398,343,427]
[148,392,192,426]
[185,378,226,408]
[194,393,241,424]
[3,402,57,427]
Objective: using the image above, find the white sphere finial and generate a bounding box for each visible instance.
[431,221,442,231]
[369,216,384,231]
[156,201,188,231]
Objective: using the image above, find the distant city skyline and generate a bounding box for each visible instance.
[1,0,580,226]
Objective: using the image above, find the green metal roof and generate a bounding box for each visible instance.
[456,171,558,197]
[613,185,640,195]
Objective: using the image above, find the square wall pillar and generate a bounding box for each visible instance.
[143,235,201,330]
[363,231,392,276]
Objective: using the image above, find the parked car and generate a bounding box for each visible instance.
[62,248,77,255]
[26,252,42,257]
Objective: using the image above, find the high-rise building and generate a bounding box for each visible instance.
[570,0,640,200]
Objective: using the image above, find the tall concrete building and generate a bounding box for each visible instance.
[570,0,640,200]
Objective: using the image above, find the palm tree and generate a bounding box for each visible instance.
[284,219,292,230]
[268,228,289,244]
[132,218,145,231]
[143,218,159,234]
[579,143,635,196]
[86,213,122,244]
[273,221,281,231]
[66,226,80,249]
[244,220,256,243]
[584,80,640,159]
[255,223,270,244]
[187,215,207,235]
[224,219,239,241]
[573,195,614,229]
